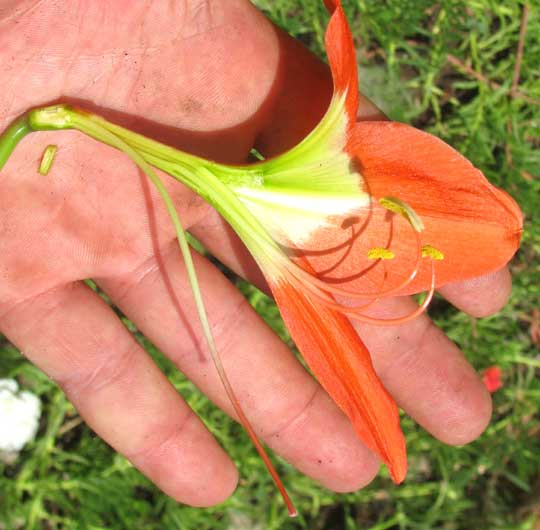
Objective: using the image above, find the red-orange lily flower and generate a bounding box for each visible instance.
[3,0,522,507]
[215,0,522,485]
[232,0,523,297]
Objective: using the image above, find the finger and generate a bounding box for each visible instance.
[355,297,492,445]
[438,267,512,318]
[0,282,238,506]
[97,239,381,492]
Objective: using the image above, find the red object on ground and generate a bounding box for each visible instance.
[482,366,503,393]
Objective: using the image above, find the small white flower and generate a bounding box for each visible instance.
[0,379,41,452]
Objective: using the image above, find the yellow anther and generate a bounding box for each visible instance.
[38,145,58,176]
[379,196,424,233]
[422,245,444,260]
[367,247,395,260]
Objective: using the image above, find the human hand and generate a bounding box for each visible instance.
[0,0,512,506]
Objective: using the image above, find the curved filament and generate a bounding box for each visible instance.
[282,229,422,301]
[281,253,437,327]
[342,260,436,325]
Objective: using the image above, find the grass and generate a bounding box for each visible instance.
[1,0,539,528]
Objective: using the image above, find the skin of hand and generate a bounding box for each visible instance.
[0,0,512,507]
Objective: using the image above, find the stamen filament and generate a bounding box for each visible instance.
[280,230,422,301]
[276,250,436,327]
[343,260,436,326]
[295,278,383,314]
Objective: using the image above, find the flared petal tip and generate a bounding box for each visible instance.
[381,433,407,485]
[491,186,524,243]
[389,462,407,485]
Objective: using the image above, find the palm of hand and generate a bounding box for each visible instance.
[0,0,510,507]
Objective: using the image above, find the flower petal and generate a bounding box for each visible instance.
[323,0,359,123]
[345,121,523,293]
[269,269,407,484]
